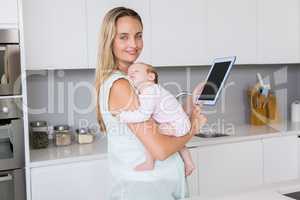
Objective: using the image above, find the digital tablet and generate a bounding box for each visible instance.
[195,56,236,105]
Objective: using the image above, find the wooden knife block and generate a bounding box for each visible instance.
[248,88,280,125]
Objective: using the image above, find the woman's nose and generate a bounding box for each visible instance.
[128,37,137,48]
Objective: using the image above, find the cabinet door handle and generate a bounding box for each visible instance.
[188,146,199,149]
[0,174,12,182]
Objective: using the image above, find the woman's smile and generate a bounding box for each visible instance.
[126,48,138,55]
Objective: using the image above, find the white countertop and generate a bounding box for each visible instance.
[186,179,300,200]
[30,135,107,168]
[29,122,300,168]
[187,122,300,148]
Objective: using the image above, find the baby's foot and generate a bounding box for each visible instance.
[185,162,195,176]
[134,162,154,171]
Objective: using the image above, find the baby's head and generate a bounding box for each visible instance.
[128,62,158,87]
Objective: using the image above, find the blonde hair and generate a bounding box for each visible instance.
[95,7,143,132]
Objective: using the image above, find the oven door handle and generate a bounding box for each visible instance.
[0,174,12,182]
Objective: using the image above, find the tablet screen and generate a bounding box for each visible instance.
[198,61,232,101]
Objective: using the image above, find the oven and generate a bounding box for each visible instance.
[0,168,25,200]
[0,29,21,96]
[0,28,25,200]
[0,105,24,170]
[0,98,25,200]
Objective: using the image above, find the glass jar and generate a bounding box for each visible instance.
[76,128,95,144]
[54,125,73,146]
[30,121,49,149]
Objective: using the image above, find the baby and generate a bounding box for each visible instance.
[117,62,195,176]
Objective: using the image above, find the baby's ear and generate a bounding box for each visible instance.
[148,72,156,82]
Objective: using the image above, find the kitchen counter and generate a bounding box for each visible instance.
[185,179,300,200]
[30,122,300,168]
[187,122,300,148]
[30,135,107,168]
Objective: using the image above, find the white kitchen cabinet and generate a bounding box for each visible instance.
[23,0,88,69]
[257,0,300,64]
[0,0,18,25]
[298,135,300,178]
[262,135,298,184]
[150,0,257,66]
[197,140,263,197]
[186,147,200,196]
[87,0,151,69]
[206,0,257,64]
[31,159,112,200]
[150,0,207,66]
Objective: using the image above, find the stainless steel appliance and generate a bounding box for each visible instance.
[0,28,25,200]
[0,169,25,200]
[0,29,21,96]
[0,99,25,200]
[0,99,24,170]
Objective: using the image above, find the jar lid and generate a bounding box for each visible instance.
[30,121,47,127]
[76,128,89,134]
[54,125,70,131]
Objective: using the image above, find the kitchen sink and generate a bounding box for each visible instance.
[283,191,300,199]
[194,133,230,138]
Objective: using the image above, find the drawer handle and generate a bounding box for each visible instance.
[0,174,12,182]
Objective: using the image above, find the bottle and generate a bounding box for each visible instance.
[54,125,73,146]
[76,128,95,144]
[30,121,49,149]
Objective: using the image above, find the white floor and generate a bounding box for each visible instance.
[187,179,300,200]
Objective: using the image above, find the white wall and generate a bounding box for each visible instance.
[26,64,300,131]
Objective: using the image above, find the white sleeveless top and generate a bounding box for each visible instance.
[99,70,188,200]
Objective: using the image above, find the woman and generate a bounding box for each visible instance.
[95,7,206,200]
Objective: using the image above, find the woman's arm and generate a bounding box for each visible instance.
[109,78,206,160]
[118,86,157,123]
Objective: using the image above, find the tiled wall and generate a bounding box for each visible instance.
[26,64,300,132]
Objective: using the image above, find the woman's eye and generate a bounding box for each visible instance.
[120,35,128,40]
[136,34,143,39]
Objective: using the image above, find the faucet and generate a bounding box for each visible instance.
[175,91,192,100]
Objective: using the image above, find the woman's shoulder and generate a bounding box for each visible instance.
[108,72,139,110]
[101,70,128,89]
[105,70,133,96]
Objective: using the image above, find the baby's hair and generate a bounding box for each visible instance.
[136,62,158,84]
[146,65,158,84]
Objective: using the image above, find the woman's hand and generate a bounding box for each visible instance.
[183,82,205,116]
[189,105,207,136]
[192,82,205,104]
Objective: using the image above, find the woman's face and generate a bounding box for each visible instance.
[113,16,143,72]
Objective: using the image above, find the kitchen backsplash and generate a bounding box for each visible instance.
[26,64,300,132]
